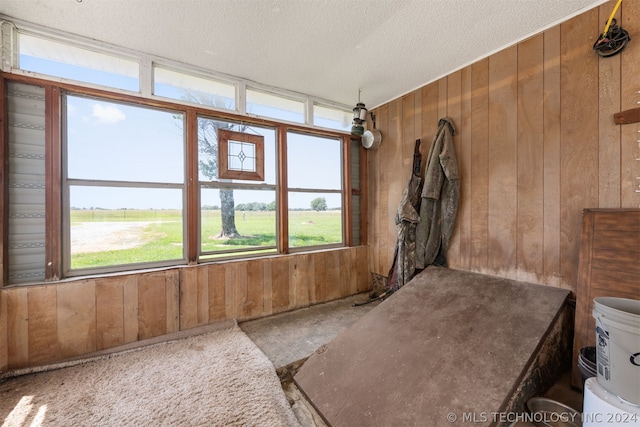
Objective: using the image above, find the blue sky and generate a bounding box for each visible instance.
[23,52,344,211]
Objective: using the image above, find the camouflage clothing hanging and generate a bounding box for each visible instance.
[387,139,422,290]
[415,117,460,269]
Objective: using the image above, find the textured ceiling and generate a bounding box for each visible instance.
[0,0,607,108]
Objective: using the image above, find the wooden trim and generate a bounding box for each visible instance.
[342,135,352,246]
[359,141,368,245]
[186,110,199,264]
[45,86,62,281]
[277,126,288,253]
[217,129,264,181]
[0,76,8,286]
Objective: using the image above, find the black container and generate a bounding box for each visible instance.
[578,346,597,386]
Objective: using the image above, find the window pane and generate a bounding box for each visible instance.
[287,132,342,190]
[198,118,275,184]
[66,96,184,183]
[313,104,352,131]
[288,192,343,248]
[154,66,236,110]
[19,33,139,92]
[246,88,304,123]
[201,188,277,254]
[69,186,184,269]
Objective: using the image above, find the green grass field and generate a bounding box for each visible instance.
[70,209,342,269]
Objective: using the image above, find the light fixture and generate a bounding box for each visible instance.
[351,91,368,136]
[351,102,368,135]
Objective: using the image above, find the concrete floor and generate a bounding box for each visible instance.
[241,293,381,372]
[240,290,584,427]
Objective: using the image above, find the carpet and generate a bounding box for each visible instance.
[0,325,300,427]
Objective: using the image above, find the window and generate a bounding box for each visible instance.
[198,118,278,258]
[246,88,305,123]
[313,103,352,132]
[218,129,265,181]
[287,132,343,249]
[19,33,139,92]
[64,94,185,274]
[153,66,236,110]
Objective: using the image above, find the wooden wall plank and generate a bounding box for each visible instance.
[420,82,440,173]
[339,249,352,298]
[543,26,562,286]
[137,273,167,340]
[224,263,237,318]
[96,278,124,350]
[196,265,209,326]
[470,59,490,273]
[457,66,472,270]
[517,34,545,283]
[123,275,139,344]
[271,256,289,313]
[560,9,600,292]
[28,286,58,365]
[7,287,28,368]
[438,78,448,120]
[313,251,327,303]
[262,259,273,316]
[246,259,266,318]
[446,70,462,266]
[208,264,226,321]
[413,89,422,161]
[374,104,389,275]
[179,266,198,329]
[487,45,518,278]
[57,280,96,359]
[387,99,402,266]
[232,261,249,319]
[598,1,622,208]
[166,270,179,333]
[325,251,341,301]
[620,0,640,208]
[293,254,312,309]
[356,246,369,293]
[402,93,416,186]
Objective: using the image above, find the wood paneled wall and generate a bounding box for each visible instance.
[0,246,369,370]
[368,0,640,291]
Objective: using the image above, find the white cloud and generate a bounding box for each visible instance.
[91,103,126,124]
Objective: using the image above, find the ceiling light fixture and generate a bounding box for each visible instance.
[351,90,368,136]
[351,90,382,149]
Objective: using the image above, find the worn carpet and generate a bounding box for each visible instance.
[0,325,300,427]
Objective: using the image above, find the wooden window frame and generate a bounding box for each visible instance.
[217,129,264,181]
[0,73,357,284]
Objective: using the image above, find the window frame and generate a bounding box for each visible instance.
[0,73,357,284]
[217,129,265,181]
[61,92,189,277]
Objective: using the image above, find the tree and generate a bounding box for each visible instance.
[198,119,241,238]
[190,94,241,239]
[310,197,327,212]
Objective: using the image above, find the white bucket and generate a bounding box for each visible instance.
[593,297,640,405]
